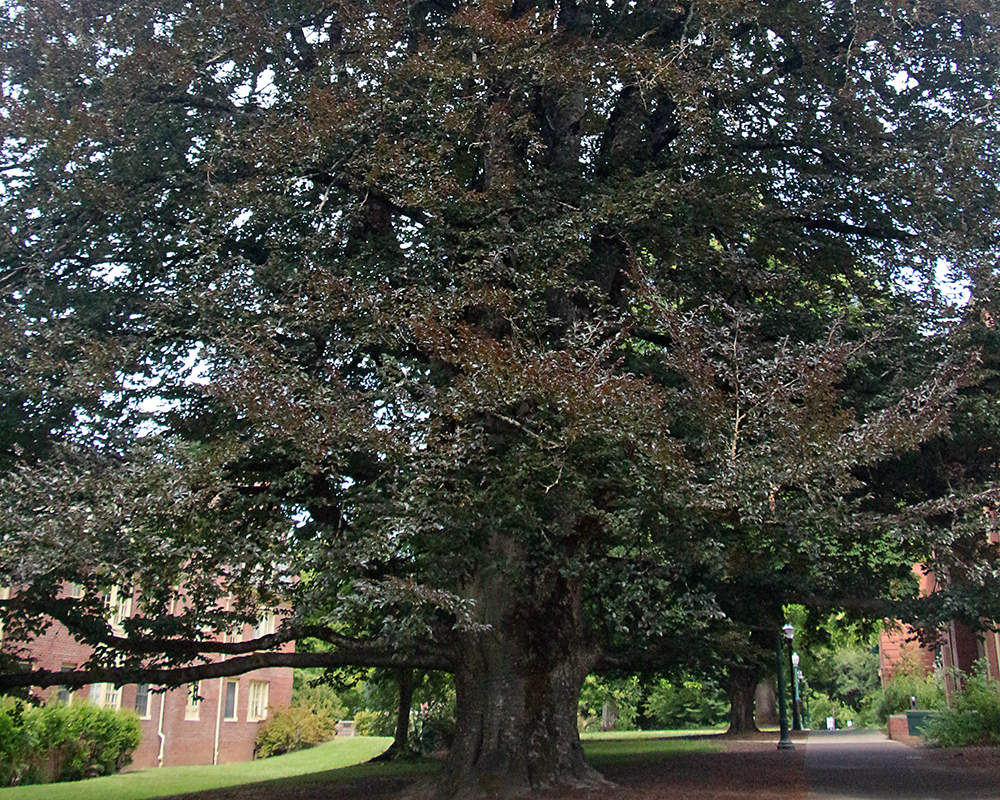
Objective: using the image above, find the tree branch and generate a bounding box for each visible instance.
[0,646,453,692]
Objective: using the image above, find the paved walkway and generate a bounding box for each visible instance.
[804,729,1000,799]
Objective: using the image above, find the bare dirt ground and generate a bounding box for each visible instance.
[165,737,1000,800]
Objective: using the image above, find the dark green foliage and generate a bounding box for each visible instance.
[352,709,395,738]
[254,705,338,759]
[806,690,860,730]
[868,662,946,725]
[800,644,880,712]
[291,669,349,721]
[923,661,1000,747]
[0,698,140,786]
[646,678,728,730]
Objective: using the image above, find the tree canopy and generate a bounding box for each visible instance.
[3,0,1000,795]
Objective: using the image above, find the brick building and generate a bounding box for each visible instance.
[879,530,1000,702]
[4,585,294,769]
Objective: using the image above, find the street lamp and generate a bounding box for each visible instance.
[775,623,795,750]
[791,652,802,731]
[785,629,801,732]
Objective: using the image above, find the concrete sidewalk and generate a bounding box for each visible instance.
[805,729,1000,799]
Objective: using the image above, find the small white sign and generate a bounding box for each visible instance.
[827,716,835,730]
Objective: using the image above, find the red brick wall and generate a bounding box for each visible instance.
[8,592,294,770]
[878,628,936,686]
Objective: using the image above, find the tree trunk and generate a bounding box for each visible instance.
[436,555,604,798]
[755,680,779,727]
[372,668,415,762]
[726,662,760,734]
[600,700,618,731]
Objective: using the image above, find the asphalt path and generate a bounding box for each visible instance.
[805,729,1000,800]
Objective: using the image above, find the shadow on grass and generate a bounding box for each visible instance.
[150,734,727,800]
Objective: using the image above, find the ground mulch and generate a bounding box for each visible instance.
[917,745,1000,776]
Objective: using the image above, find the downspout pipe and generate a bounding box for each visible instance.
[157,689,167,767]
[214,677,225,765]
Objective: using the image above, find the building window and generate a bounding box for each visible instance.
[90,682,122,710]
[185,682,201,720]
[135,683,151,719]
[252,612,275,639]
[247,680,269,722]
[56,663,75,705]
[224,679,238,721]
[65,583,83,599]
[105,586,132,632]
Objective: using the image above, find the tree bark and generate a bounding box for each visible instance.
[436,552,604,798]
[600,700,619,732]
[726,662,760,734]
[373,668,415,762]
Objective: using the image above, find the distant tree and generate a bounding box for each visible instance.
[3,2,1000,796]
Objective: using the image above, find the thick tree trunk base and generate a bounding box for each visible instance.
[434,561,603,798]
[726,662,761,735]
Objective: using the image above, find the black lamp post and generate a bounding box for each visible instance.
[775,623,795,750]
[791,651,803,730]
[786,631,801,731]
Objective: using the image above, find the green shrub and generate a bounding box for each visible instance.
[808,690,860,729]
[0,697,140,786]
[352,708,394,736]
[646,679,728,730]
[0,697,33,786]
[412,694,457,755]
[924,661,1000,747]
[867,670,946,724]
[291,673,348,721]
[254,705,338,758]
[578,676,643,732]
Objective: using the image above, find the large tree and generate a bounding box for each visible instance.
[3,1,1000,795]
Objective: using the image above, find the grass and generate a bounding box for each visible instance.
[580,726,727,740]
[0,730,724,800]
[0,736,394,800]
[582,733,723,768]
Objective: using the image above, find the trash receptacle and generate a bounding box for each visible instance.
[906,710,939,736]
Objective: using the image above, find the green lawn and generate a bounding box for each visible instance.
[0,731,722,800]
[0,736,393,800]
[582,732,723,768]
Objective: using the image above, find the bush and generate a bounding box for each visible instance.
[255,705,338,758]
[646,679,728,730]
[412,695,457,755]
[923,661,1000,747]
[353,708,394,736]
[291,669,349,720]
[867,669,945,725]
[0,698,32,786]
[0,697,140,786]
[808,690,860,730]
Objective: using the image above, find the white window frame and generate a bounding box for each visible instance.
[247,680,269,722]
[223,679,239,721]
[252,612,275,639]
[56,663,76,705]
[90,682,122,710]
[134,683,152,720]
[106,586,133,633]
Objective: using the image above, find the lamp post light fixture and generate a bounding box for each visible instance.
[775,624,795,750]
